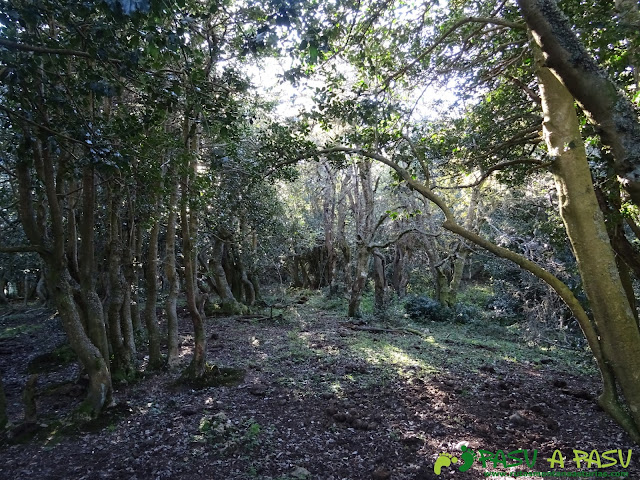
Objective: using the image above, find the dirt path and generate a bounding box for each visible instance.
[0,300,636,479]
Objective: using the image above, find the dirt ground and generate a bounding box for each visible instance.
[0,297,636,480]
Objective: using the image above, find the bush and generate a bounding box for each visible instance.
[404,296,452,322]
[405,296,485,324]
[452,302,484,324]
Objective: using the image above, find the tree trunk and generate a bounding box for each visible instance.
[181,119,207,378]
[120,206,137,357]
[0,374,7,429]
[537,61,640,438]
[105,190,134,380]
[130,221,143,333]
[391,242,408,298]
[348,160,374,317]
[165,171,180,367]
[348,241,369,317]
[372,249,386,315]
[16,142,112,416]
[211,237,242,313]
[0,275,7,305]
[144,215,163,370]
[516,0,640,206]
[78,166,110,363]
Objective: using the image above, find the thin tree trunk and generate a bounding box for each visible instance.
[181,119,207,378]
[78,167,110,363]
[106,189,134,379]
[144,214,163,370]
[348,243,369,317]
[372,249,386,315]
[130,220,143,333]
[165,172,180,367]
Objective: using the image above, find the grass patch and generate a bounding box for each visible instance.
[176,365,246,389]
[344,316,597,379]
[0,321,43,340]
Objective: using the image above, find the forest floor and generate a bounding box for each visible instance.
[0,291,637,480]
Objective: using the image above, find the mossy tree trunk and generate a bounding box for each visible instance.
[537,61,640,439]
[211,236,242,314]
[15,138,113,416]
[0,374,7,429]
[79,166,110,364]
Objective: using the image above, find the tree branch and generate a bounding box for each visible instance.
[440,157,552,189]
[0,244,47,254]
[0,38,95,60]
[0,106,87,146]
[381,17,526,89]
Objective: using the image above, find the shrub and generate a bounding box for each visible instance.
[452,302,485,324]
[404,296,452,322]
[405,296,487,324]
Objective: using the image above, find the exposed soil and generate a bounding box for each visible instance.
[0,299,636,480]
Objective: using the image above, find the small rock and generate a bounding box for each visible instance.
[353,419,369,430]
[291,466,310,479]
[570,389,593,401]
[400,435,423,447]
[499,400,511,409]
[509,412,528,426]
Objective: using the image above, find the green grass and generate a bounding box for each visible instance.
[344,318,597,379]
[0,319,44,339]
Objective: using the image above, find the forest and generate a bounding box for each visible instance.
[1,0,640,478]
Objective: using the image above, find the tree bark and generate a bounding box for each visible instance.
[537,60,640,439]
[144,214,163,370]
[372,249,386,315]
[0,374,7,429]
[105,188,134,380]
[165,170,180,367]
[78,166,110,363]
[211,236,242,313]
[348,160,374,317]
[181,119,207,378]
